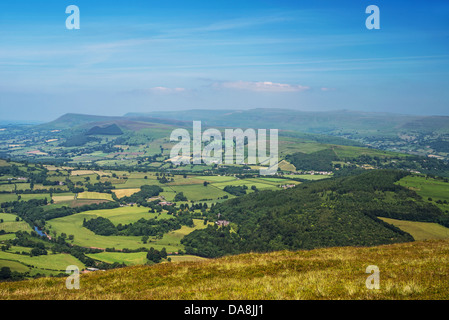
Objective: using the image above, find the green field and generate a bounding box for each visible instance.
[0,194,19,202]
[286,174,332,180]
[169,184,230,201]
[78,206,173,226]
[0,259,30,273]
[332,145,408,159]
[48,213,165,251]
[86,251,207,266]
[122,178,163,188]
[47,206,207,253]
[0,213,32,233]
[86,251,148,266]
[196,175,238,183]
[0,193,51,202]
[0,234,16,241]
[380,217,449,241]
[278,138,329,156]
[0,184,16,192]
[19,193,51,201]
[0,251,85,275]
[0,213,20,222]
[212,179,279,191]
[397,175,449,212]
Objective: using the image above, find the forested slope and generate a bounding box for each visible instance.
[182,170,447,258]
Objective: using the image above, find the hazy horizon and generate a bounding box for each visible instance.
[3,107,449,126]
[1,0,449,121]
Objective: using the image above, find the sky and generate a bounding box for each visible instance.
[0,0,449,121]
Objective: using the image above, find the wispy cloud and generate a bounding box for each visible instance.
[148,86,187,94]
[122,87,188,95]
[213,80,310,93]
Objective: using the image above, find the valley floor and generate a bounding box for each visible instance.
[0,239,448,300]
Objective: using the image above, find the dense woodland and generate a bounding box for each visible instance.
[182,170,447,258]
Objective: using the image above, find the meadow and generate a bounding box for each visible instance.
[0,213,32,233]
[397,175,449,212]
[0,251,85,276]
[47,204,207,252]
[379,217,449,241]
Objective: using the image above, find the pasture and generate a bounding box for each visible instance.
[168,184,230,201]
[0,251,85,275]
[397,175,449,212]
[86,252,147,266]
[46,210,207,252]
[0,213,32,233]
[379,217,449,241]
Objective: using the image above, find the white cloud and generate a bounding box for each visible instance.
[215,80,310,93]
[148,86,187,93]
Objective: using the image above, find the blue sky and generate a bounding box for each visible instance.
[0,0,449,121]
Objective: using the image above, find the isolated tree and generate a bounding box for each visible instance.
[0,267,11,280]
[160,247,167,260]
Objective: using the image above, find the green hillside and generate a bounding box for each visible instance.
[182,170,449,258]
[127,108,449,158]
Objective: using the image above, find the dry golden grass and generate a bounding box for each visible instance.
[111,188,141,199]
[278,160,296,172]
[1,240,449,300]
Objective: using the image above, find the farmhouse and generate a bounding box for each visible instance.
[280,184,296,189]
[216,220,230,227]
[148,196,165,202]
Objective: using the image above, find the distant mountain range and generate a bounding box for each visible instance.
[37,109,449,158]
[126,108,448,131]
[44,108,449,134]
[41,113,189,131]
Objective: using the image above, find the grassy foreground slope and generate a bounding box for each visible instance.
[1,239,449,300]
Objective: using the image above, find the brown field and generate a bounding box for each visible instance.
[278,160,296,172]
[52,195,75,203]
[53,199,110,208]
[70,170,110,176]
[112,188,141,198]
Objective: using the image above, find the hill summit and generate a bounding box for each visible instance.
[86,123,123,135]
[1,239,448,299]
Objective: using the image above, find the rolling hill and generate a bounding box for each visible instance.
[125,108,430,134]
[41,113,190,131]
[181,170,448,258]
[126,108,449,157]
